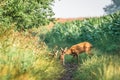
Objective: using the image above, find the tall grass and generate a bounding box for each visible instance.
[0,26,64,80]
[73,49,120,80]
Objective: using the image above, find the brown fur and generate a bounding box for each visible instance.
[60,42,93,65]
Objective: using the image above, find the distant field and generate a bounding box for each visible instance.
[47,17,85,29]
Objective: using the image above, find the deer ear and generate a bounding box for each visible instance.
[60,47,64,51]
[65,47,68,50]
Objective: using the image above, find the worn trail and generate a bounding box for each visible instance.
[59,63,78,80]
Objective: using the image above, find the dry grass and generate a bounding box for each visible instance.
[0,26,64,80]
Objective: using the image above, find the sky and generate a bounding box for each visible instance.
[52,0,112,18]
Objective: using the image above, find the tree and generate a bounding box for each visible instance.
[104,0,120,14]
[0,0,55,30]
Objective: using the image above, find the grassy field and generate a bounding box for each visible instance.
[0,11,120,80]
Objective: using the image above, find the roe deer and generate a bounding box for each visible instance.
[60,42,93,65]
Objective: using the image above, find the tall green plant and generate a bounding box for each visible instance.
[45,11,120,52]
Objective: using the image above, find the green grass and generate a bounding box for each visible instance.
[73,49,120,80]
[0,26,64,80]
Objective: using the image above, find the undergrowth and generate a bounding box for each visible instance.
[0,26,64,80]
[74,49,120,80]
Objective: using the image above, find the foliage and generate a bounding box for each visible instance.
[0,26,64,80]
[104,0,120,14]
[45,11,120,52]
[0,0,55,30]
[74,50,120,80]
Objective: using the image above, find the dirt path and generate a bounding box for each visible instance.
[59,63,78,80]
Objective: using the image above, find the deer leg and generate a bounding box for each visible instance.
[76,54,79,64]
[63,58,65,65]
[73,54,79,64]
[60,54,65,65]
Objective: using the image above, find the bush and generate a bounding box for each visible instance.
[0,0,55,30]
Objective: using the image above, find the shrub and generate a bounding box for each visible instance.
[0,0,55,30]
